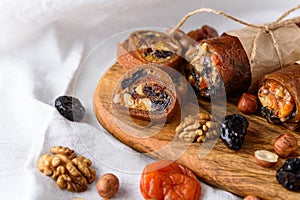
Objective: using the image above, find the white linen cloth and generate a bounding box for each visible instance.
[1,0,299,199]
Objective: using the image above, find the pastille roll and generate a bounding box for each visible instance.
[185,34,251,97]
[117,30,182,71]
[112,64,178,122]
[258,64,300,123]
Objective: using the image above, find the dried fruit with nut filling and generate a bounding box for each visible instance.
[185,34,251,97]
[276,157,300,191]
[112,65,177,122]
[140,160,201,200]
[38,146,96,192]
[258,80,295,123]
[117,30,182,71]
[258,64,300,124]
[220,114,249,150]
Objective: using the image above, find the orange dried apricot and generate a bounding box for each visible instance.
[140,160,201,200]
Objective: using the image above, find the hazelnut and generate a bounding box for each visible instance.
[274,133,298,157]
[244,195,260,200]
[237,93,258,115]
[96,173,119,198]
[254,150,278,168]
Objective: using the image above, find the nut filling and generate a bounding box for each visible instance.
[186,43,222,97]
[114,82,171,113]
[175,112,219,143]
[258,80,295,122]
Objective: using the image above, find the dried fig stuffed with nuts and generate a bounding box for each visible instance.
[38,146,96,192]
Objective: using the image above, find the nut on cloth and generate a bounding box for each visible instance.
[38,146,96,192]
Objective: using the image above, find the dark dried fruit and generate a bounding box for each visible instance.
[55,96,85,122]
[261,106,295,124]
[276,158,300,191]
[187,25,219,41]
[220,114,249,150]
[142,83,170,113]
[121,69,145,90]
[153,50,173,59]
[143,48,173,59]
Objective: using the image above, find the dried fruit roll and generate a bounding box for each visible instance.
[117,30,182,71]
[258,64,300,123]
[112,64,178,122]
[185,34,251,97]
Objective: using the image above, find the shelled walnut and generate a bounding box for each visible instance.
[38,146,96,192]
[175,112,219,143]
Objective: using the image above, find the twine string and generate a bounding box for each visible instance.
[172,5,300,68]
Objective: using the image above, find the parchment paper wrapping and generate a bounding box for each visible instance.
[226,23,300,92]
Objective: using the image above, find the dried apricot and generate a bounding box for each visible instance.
[140,160,201,200]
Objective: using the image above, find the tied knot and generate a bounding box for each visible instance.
[263,24,271,33]
[172,4,300,69]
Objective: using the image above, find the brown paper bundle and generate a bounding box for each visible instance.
[226,23,300,92]
[173,6,300,94]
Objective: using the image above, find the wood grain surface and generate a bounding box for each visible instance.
[93,63,300,200]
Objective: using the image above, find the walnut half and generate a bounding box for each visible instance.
[175,112,220,143]
[38,146,96,192]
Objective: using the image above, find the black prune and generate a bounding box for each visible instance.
[143,85,156,97]
[220,114,249,150]
[153,50,173,59]
[276,158,300,191]
[121,78,131,90]
[55,96,85,122]
[261,106,295,124]
[121,69,145,90]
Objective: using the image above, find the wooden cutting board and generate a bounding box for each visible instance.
[93,63,300,200]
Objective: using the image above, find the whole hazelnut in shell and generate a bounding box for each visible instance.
[237,93,258,115]
[96,173,119,198]
[274,134,298,157]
